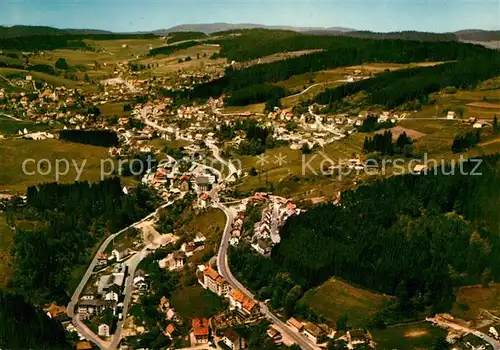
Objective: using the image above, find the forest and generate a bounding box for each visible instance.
[189,32,498,107]
[167,31,207,44]
[271,155,500,315]
[6,178,159,304]
[58,129,119,147]
[451,130,481,153]
[0,33,156,51]
[224,84,287,106]
[363,131,413,156]
[314,55,500,109]
[212,29,487,62]
[0,291,71,349]
[147,40,199,56]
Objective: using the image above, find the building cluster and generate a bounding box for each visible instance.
[229,193,302,257]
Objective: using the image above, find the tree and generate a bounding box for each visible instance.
[493,115,499,134]
[55,57,68,70]
[283,285,302,317]
[185,56,192,62]
[301,143,312,154]
[336,313,348,331]
[432,335,450,350]
[123,104,132,112]
[0,291,71,349]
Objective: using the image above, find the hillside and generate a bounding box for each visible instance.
[0,25,111,38]
[274,155,500,314]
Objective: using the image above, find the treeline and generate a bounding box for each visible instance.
[10,178,159,303]
[167,31,207,44]
[452,130,481,153]
[58,129,119,147]
[273,155,500,313]
[225,84,286,106]
[363,131,413,155]
[0,33,156,51]
[189,35,497,106]
[229,245,303,318]
[0,291,71,349]
[0,35,89,51]
[314,55,500,109]
[214,29,491,62]
[148,41,199,56]
[358,115,393,132]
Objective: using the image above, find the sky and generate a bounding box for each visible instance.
[1,0,499,33]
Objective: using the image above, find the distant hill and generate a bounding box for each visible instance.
[455,29,500,41]
[338,30,458,42]
[2,23,499,46]
[0,25,111,38]
[156,23,354,35]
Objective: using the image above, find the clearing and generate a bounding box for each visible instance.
[0,67,82,88]
[371,321,447,350]
[300,278,391,327]
[0,139,111,193]
[451,284,500,326]
[171,285,225,321]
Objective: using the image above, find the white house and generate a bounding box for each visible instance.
[111,248,129,262]
[193,232,206,243]
[104,292,118,302]
[98,324,110,337]
[447,111,456,120]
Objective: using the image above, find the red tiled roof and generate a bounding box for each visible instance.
[192,318,209,337]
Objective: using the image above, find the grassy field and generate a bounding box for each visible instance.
[99,101,133,117]
[0,139,112,193]
[0,116,50,135]
[451,284,500,324]
[276,62,447,107]
[219,103,265,115]
[410,82,500,121]
[300,278,391,327]
[371,321,447,350]
[0,67,83,88]
[175,208,225,244]
[171,285,225,321]
[0,212,13,287]
[234,133,366,198]
[135,44,225,77]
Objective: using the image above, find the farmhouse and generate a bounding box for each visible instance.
[192,318,210,344]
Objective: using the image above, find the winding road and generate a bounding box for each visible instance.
[67,201,173,349]
[214,198,319,350]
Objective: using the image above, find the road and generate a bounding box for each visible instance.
[286,83,326,99]
[108,247,152,350]
[214,200,319,350]
[207,143,239,180]
[426,316,500,349]
[0,112,22,121]
[0,74,15,87]
[211,151,319,350]
[67,201,173,349]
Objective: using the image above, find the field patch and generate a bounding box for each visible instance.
[376,125,426,141]
[451,284,500,324]
[171,285,225,321]
[0,212,13,287]
[300,278,391,327]
[467,102,500,109]
[371,322,447,350]
[0,139,111,193]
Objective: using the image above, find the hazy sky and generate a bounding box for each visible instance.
[1,0,499,32]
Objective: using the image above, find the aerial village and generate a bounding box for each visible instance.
[2,52,498,350]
